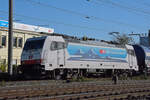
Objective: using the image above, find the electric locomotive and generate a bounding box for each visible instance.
[20,35,146,79]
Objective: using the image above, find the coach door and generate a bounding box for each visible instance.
[56,42,65,67]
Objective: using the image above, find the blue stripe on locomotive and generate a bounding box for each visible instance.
[67,44,127,60]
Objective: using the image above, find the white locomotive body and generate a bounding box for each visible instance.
[21,35,138,79]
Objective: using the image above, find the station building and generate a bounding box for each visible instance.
[0,20,54,66]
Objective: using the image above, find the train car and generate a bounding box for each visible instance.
[133,45,150,74]
[143,46,150,70]
[20,35,138,79]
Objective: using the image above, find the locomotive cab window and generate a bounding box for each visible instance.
[51,41,57,50]
[51,41,67,50]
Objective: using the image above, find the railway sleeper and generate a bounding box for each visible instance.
[1,84,150,100]
[20,88,149,100]
[0,91,26,99]
[97,91,150,100]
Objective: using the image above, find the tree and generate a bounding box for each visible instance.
[109,32,133,47]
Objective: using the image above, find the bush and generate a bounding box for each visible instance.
[0,64,7,72]
[0,64,19,74]
[71,76,87,82]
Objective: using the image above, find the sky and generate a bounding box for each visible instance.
[0,0,150,42]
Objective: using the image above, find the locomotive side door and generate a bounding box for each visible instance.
[44,41,57,70]
[56,42,65,67]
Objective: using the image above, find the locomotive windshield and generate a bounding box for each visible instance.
[24,38,45,50]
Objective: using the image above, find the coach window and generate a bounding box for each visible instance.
[18,37,23,47]
[1,35,6,46]
[13,37,17,47]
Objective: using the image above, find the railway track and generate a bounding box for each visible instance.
[2,79,150,87]
[1,80,150,100]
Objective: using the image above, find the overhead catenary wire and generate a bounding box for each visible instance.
[88,0,150,28]
[95,0,150,16]
[133,0,150,8]
[0,10,107,32]
[87,0,150,22]
[21,0,142,29]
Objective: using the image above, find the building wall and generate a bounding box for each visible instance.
[0,27,50,66]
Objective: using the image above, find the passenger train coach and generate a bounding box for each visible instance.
[20,35,149,79]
